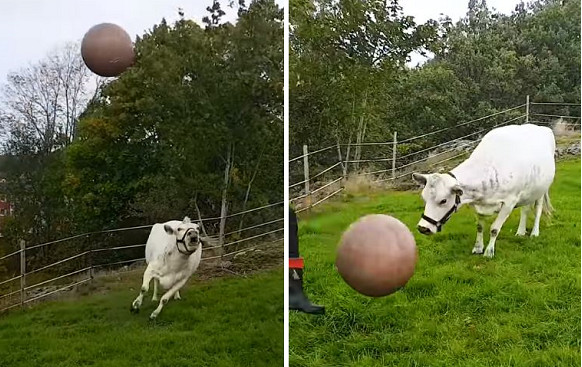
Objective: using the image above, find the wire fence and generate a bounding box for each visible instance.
[0,201,283,313]
[289,97,580,212]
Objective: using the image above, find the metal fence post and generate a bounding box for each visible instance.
[19,239,25,306]
[525,95,530,124]
[302,144,311,210]
[391,131,398,179]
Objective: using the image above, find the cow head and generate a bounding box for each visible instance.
[164,217,202,252]
[412,172,463,235]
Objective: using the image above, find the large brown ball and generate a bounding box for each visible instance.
[81,23,135,77]
[336,214,417,297]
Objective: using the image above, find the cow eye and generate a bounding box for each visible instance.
[440,199,447,205]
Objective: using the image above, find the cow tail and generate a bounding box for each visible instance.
[542,191,554,217]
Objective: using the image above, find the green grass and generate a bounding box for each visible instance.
[290,159,581,367]
[0,268,283,367]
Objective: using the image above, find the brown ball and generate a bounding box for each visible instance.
[81,23,135,77]
[336,214,418,297]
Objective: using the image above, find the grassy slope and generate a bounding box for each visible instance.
[290,160,581,367]
[0,268,283,367]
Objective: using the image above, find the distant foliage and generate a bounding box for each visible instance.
[290,0,581,156]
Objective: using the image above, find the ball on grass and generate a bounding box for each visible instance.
[336,214,417,297]
[81,23,135,77]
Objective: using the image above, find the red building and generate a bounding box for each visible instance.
[0,178,13,237]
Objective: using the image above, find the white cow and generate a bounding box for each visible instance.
[130,216,206,319]
[412,123,555,258]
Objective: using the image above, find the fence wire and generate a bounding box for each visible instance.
[530,102,580,106]
[0,200,284,314]
[290,100,579,212]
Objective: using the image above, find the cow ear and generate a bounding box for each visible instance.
[164,224,175,235]
[412,173,428,186]
[451,185,463,196]
[183,216,191,224]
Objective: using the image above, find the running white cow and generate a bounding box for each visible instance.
[412,123,555,258]
[130,216,207,319]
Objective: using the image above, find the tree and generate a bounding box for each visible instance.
[0,43,99,250]
[290,0,439,172]
[64,0,284,239]
[0,43,99,153]
[289,0,580,180]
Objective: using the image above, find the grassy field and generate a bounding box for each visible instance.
[0,267,283,367]
[290,159,581,367]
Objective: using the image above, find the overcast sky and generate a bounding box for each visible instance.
[401,0,521,66]
[0,0,520,82]
[0,0,284,83]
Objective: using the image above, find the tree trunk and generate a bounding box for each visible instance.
[354,92,368,170]
[237,148,265,236]
[337,140,348,184]
[218,143,234,253]
[344,132,353,177]
[193,194,208,238]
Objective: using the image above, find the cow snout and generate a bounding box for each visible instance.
[188,230,199,241]
[417,225,432,235]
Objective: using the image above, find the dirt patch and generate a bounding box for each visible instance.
[84,239,282,293]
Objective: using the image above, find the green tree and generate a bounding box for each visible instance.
[65,0,283,239]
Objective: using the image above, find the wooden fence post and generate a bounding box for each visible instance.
[525,95,530,124]
[336,143,346,185]
[19,239,25,306]
[302,145,311,210]
[88,250,94,280]
[391,131,398,179]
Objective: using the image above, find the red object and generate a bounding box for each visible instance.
[289,257,304,269]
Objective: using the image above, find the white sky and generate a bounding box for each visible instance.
[0,0,284,83]
[401,0,520,24]
[0,0,520,82]
[401,0,522,66]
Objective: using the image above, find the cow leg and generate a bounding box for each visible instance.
[150,278,188,320]
[174,291,181,300]
[152,278,159,302]
[516,206,530,236]
[472,216,485,254]
[530,196,544,237]
[484,202,516,258]
[131,266,154,313]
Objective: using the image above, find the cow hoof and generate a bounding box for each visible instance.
[149,314,158,321]
[131,299,141,310]
[484,250,495,258]
[530,232,539,237]
[471,248,484,255]
[152,297,159,302]
[130,306,139,314]
[515,231,526,236]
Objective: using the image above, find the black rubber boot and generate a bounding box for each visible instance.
[289,268,325,314]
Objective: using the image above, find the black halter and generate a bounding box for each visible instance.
[176,228,199,256]
[421,172,462,232]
